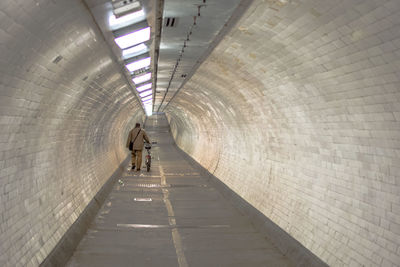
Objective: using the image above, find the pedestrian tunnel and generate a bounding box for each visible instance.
[1,0,400,266]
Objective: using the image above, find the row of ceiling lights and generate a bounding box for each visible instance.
[108,0,153,116]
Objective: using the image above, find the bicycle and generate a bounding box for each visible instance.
[144,143,152,172]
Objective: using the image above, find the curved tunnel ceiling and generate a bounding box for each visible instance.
[166,0,400,266]
[84,0,250,114]
[154,0,245,111]
[1,0,400,266]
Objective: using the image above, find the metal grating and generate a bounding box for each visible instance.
[133,197,153,201]
[134,183,164,188]
[52,55,63,64]
[131,183,206,188]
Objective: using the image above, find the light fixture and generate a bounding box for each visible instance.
[112,0,142,17]
[123,43,148,59]
[126,57,150,72]
[133,73,151,84]
[115,27,150,49]
[139,90,152,97]
[144,103,152,116]
[136,83,152,92]
[141,95,152,101]
[143,102,152,113]
[109,10,146,30]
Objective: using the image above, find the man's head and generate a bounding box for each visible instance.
[135,123,141,128]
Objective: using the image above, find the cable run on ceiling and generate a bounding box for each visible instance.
[157,4,206,113]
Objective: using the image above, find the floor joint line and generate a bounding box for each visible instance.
[160,164,188,267]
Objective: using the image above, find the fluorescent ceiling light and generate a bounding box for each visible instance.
[144,103,152,116]
[136,83,152,92]
[142,98,152,103]
[123,43,147,59]
[139,91,152,97]
[126,57,150,72]
[141,95,152,101]
[109,10,145,30]
[115,27,150,49]
[133,73,151,84]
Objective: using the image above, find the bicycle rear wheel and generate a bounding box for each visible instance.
[146,157,151,172]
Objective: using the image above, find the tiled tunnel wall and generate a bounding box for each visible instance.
[167,0,400,266]
[0,0,143,266]
[1,0,400,266]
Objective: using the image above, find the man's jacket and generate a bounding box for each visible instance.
[126,127,150,151]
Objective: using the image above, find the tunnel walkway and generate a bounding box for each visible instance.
[66,114,293,267]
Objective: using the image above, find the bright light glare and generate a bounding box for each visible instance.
[141,95,152,101]
[144,103,152,116]
[115,27,150,49]
[139,91,152,97]
[132,73,151,84]
[136,83,152,92]
[126,57,150,72]
[109,10,145,30]
[123,44,147,59]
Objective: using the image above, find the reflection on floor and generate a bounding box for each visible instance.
[66,114,293,267]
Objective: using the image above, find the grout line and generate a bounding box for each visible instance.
[159,165,188,267]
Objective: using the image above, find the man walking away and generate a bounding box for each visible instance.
[126,123,150,171]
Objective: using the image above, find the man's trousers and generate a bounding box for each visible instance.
[131,150,142,170]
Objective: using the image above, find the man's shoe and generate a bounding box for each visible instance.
[131,165,135,170]
[136,169,141,171]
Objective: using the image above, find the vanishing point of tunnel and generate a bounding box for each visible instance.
[1,0,400,266]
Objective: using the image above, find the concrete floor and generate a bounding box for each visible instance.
[66,114,293,267]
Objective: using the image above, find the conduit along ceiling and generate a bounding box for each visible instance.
[85,0,243,115]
